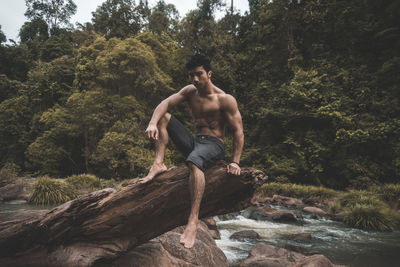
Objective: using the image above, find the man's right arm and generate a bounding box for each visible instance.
[145,85,195,140]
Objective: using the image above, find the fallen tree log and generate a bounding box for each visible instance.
[0,161,267,266]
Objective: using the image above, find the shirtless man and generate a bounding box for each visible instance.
[139,54,244,249]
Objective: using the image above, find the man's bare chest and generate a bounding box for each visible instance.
[188,95,221,118]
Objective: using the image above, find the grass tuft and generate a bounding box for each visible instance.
[338,190,386,209]
[29,176,76,205]
[343,204,399,231]
[370,184,400,209]
[256,182,338,199]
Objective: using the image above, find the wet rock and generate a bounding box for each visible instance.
[331,211,349,221]
[251,194,304,209]
[0,179,27,201]
[303,206,328,218]
[289,254,346,267]
[249,206,298,223]
[240,243,345,267]
[230,230,261,241]
[251,195,272,206]
[97,221,228,267]
[303,197,336,210]
[288,233,312,243]
[217,211,240,221]
[240,243,306,267]
[271,195,304,209]
[284,244,310,255]
[201,217,221,239]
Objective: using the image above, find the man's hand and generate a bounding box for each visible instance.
[227,162,241,175]
[145,124,159,140]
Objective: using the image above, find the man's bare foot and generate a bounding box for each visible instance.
[180,222,197,248]
[139,163,167,184]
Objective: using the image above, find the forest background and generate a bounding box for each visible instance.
[0,0,399,190]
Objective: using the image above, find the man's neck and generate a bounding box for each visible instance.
[197,81,214,96]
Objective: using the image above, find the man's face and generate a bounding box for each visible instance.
[188,66,211,89]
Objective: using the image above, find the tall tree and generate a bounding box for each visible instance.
[148,0,179,35]
[19,18,49,43]
[24,0,77,32]
[91,0,150,39]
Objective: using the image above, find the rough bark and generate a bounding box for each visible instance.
[0,161,266,266]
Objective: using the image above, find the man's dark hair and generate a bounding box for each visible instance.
[186,54,212,72]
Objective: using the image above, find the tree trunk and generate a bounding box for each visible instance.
[0,161,267,266]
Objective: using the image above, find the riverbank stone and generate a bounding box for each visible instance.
[201,217,221,239]
[230,230,261,241]
[252,194,304,209]
[0,179,27,202]
[303,206,328,218]
[249,205,298,223]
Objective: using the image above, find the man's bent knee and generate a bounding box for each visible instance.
[187,162,203,173]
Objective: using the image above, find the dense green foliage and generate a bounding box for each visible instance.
[0,0,399,187]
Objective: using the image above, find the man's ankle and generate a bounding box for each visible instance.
[187,219,198,226]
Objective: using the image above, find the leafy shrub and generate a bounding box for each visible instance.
[0,162,20,184]
[343,204,399,231]
[65,174,102,190]
[256,182,338,199]
[29,176,76,205]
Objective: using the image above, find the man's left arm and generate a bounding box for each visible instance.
[221,94,244,175]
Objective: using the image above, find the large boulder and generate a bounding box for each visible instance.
[240,243,345,267]
[96,221,228,267]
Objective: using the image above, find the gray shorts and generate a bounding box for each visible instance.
[167,115,225,172]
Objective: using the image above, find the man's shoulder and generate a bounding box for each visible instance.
[218,93,238,106]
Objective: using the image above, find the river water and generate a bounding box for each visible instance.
[1,202,399,266]
[215,206,400,267]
